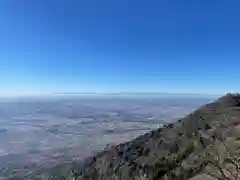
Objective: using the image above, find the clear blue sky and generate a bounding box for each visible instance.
[0,0,240,95]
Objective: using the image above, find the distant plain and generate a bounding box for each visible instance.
[0,95,215,172]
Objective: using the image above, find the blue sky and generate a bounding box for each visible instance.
[0,0,240,95]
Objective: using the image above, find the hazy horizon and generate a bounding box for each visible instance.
[0,92,221,99]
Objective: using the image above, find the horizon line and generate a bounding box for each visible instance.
[0,91,223,98]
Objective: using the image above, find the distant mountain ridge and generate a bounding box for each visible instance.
[8,93,240,180]
[51,92,219,98]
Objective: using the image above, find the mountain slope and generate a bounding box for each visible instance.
[13,93,240,179]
